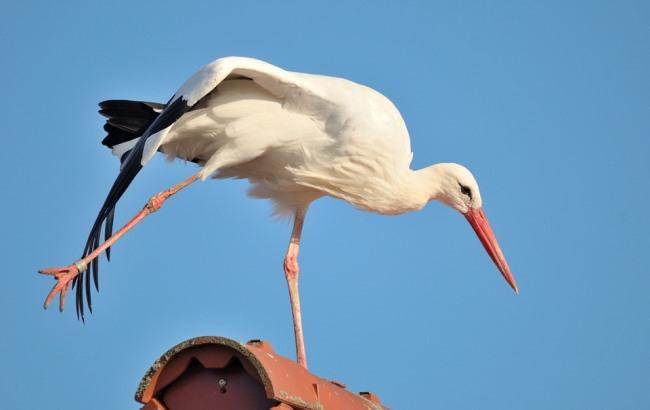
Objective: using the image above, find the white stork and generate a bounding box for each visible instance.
[40,57,518,368]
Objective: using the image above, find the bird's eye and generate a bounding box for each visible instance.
[459,184,472,198]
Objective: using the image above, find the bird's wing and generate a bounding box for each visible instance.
[139,56,329,165]
[76,57,328,319]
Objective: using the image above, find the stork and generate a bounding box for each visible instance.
[39,57,518,368]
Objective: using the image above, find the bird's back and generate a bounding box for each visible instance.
[293,73,412,159]
[160,70,415,215]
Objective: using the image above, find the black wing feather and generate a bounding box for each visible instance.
[103,149,133,263]
[104,207,115,261]
[100,100,166,148]
[76,267,84,320]
[106,117,150,133]
[74,97,190,320]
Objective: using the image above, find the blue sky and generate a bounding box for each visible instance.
[2,1,649,408]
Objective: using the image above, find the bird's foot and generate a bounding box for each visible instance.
[39,262,84,312]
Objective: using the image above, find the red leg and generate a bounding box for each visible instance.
[284,208,308,368]
[40,173,200,311]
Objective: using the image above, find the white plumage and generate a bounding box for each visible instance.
[40,57,518,369]
[133,57,415,216]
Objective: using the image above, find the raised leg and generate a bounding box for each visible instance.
[284,207,308,368]
[40,173,200,311]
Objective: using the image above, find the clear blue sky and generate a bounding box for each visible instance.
[2,1,649,409]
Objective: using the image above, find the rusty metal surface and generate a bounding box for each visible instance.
[136,336,389,410]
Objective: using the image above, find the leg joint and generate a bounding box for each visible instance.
[145,193,165,213]
[283,256,300,280]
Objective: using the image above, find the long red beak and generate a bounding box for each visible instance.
[464,207,519,294]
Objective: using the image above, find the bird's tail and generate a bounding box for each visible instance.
[99,100,165,161]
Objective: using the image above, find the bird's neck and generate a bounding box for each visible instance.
[346,165,443,215]
[370,165,444,214]
[409,164,448,204]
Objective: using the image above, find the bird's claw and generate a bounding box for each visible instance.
[39,264,81,312]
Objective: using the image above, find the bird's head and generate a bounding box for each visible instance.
[428,163,519,294]
[433,163,482,213]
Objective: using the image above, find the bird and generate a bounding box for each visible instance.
[39,56,518,368]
